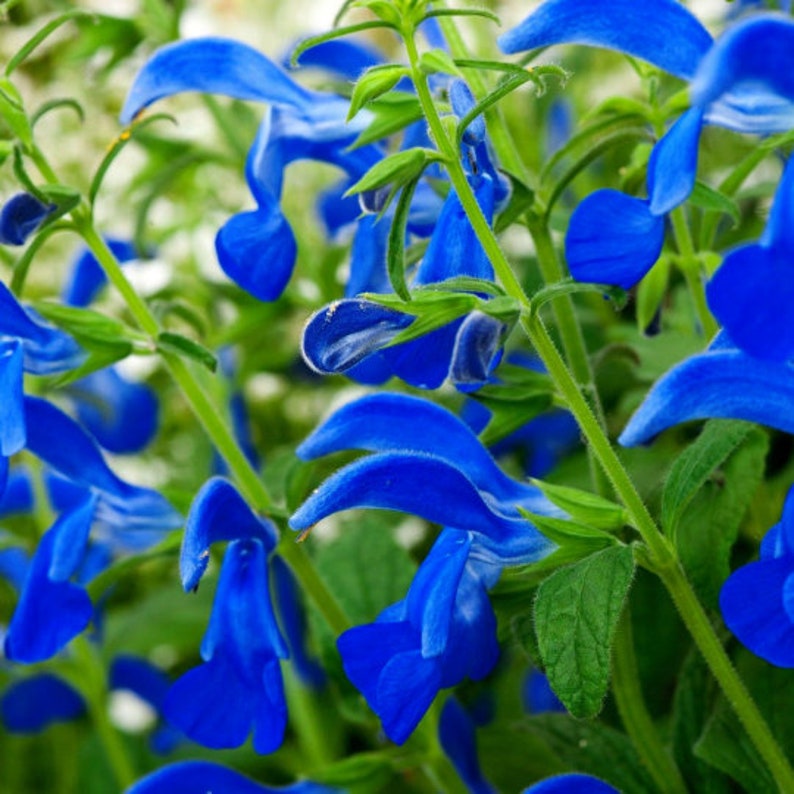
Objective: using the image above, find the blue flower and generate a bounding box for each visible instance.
[0,282,83,456]
[4,495,97,663]
[500,5,794,288]
[720,486,794,667]
[706,157,794,362]
[0,193,55,246]
[165,477,289,753]
[121,37,379,302]
[337,528,502,744]
[439,697,496,794]
[126,761,338,794]
[290,393,558,564]
[521,774,618,794]
[1,673,85,733]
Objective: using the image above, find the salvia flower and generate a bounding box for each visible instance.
[0,193,55,246]
[121,37,379,302]
[521,774,619,794]
[720,486,794,667]
[126,761,338,794]
[0,673,85,733]
[0,282,84,456]
[337,528,502,743]
[291,392,559,563]
[499,3,794,288]
[165,477,289,753]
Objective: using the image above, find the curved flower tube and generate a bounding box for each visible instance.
[618,345,794,446]
[121,36,378,302]
[720,486,794,667]
[337,529,501,744]
[125,761,338,794]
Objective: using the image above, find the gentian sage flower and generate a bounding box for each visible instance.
[521,775,618,794]
[500,3,794,288]
[0,282,83,456]
[291,393,558,563]
[337,527,503,743]
[0,673,85,733]
[439,697,496,794]
[0,193,55,246]
[165,477,288,753]
[126,761,338,794]
[121,37,379,302]
[720,486,794,667]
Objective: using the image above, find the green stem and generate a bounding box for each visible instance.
[71,638,135,791]
[670,207,718,340]
[612,610,688,794]
[404,31,794,791]
[74,219,351,637]
[283,665,336,769]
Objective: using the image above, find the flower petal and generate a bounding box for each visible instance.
[0,342,25,456]
[619,350,794,446]
[289,451,547,554]
[647,108,703,216]
[126,761,336,794]
[4,499,95,663]
[301,299,414,375]
[288,37,383,81]
[439,698,495,794]
[449,311,506,388]
[706,244,794,362]
[215,204,297,302]
[565,190,665,288]
[691,16,794,134]
[521,774,619,794]
[498,0,712,80]
[120,37,310,124]
[1,674,85,733]
[0,193,54,245]
[296,393,552,509]
[181,478,277,592]
[720,557,794,667]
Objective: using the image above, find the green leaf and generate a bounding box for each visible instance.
[33,301,141,350]
[478,392,554,447]
[696,651,794,794]
[519,713,659,794]
[534,544,635,718]
[661,419,752,536]
[347,64,409,121]
[350,91,425,148]
[311,516,416,627]
[291,20,397,66]
[89,113,177,207]
[529,278,628,317]
[5,10,91,77]
[520,511,618,557]
[50,344,134,387]
[353,0,403,25]
[313,752,395,794]
[156,331,217,372]
[689,180,740,226]
[0,80,32,149]
[345,147,437,196]
[494,171,535,233]
[37,183,81,223]
[635,254,671,334]
[675,426,768,608]
[672,650,731,794]
[528,479,628,530]
[424,7,500,24]
[385,175,421,301]
[419,48,462,78]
